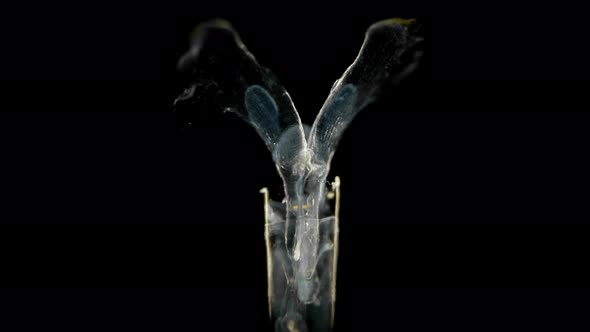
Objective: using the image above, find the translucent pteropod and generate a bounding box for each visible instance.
[175,18,422,332]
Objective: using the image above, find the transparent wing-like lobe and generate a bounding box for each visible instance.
[175,19,306,165]
[309,19,423,164]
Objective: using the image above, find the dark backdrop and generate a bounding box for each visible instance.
[1,1,589,331]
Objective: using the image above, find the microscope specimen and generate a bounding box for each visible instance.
[175,18,422,332]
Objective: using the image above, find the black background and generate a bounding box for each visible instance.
[1,1,589,331]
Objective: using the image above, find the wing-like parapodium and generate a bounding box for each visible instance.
[175,19,306,166]
[309,19,423,165]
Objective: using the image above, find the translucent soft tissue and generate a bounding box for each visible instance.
[175,18,422,332]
